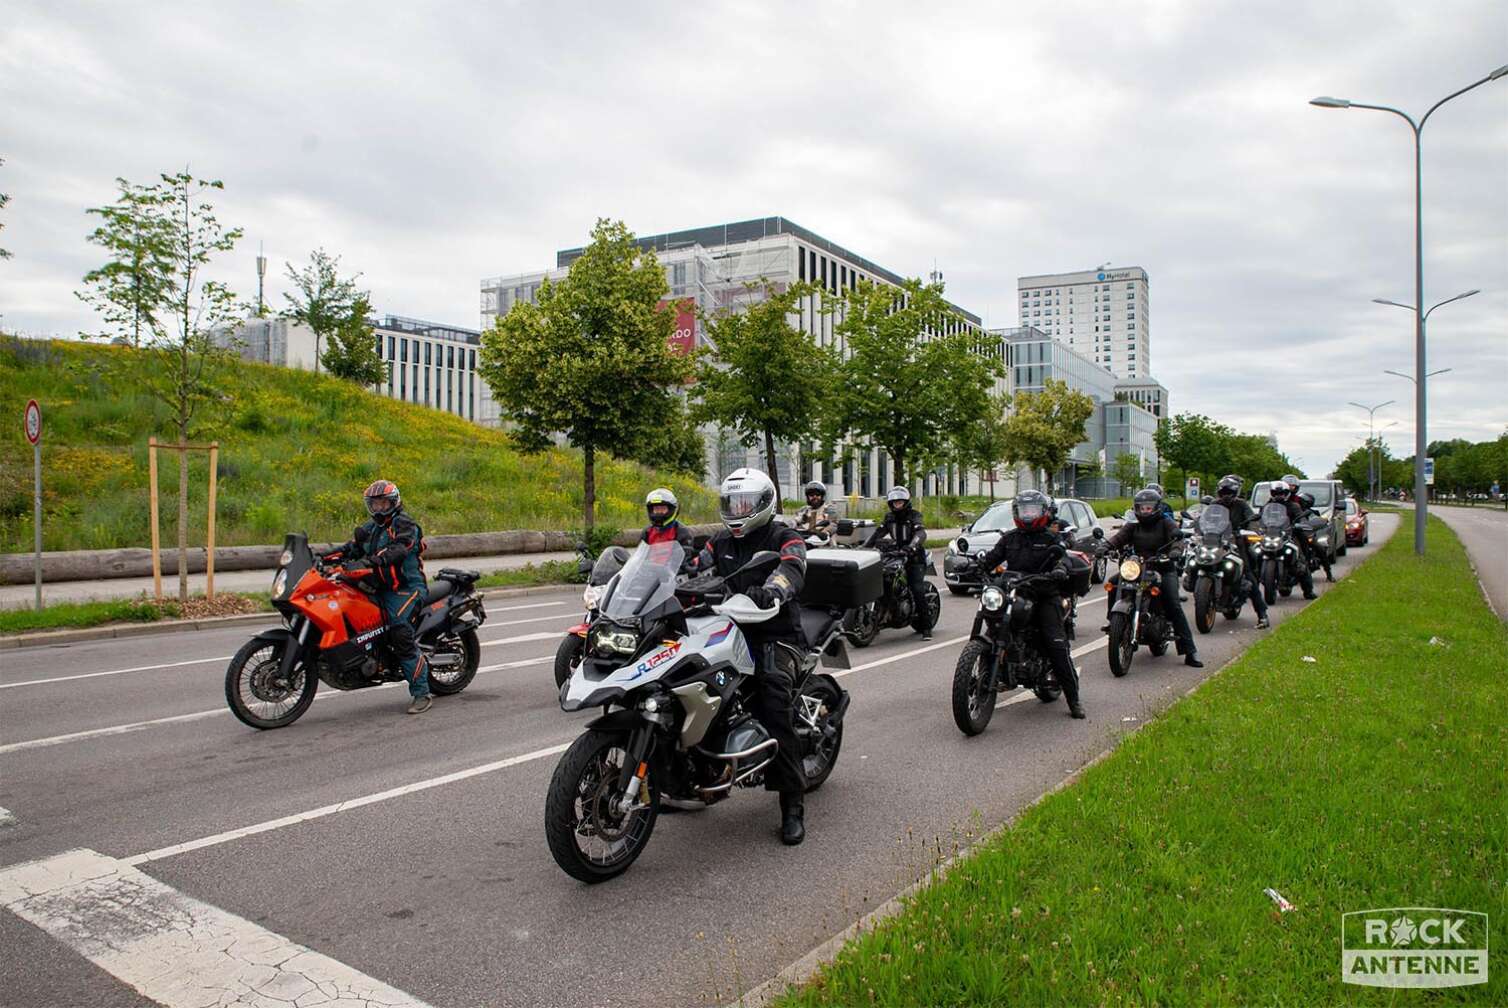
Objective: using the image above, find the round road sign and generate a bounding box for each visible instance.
[24,399,41,445]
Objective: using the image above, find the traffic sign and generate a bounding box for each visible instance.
[24,399,41,445]
[1185,476,1200,500]
[1424,457,1435,487]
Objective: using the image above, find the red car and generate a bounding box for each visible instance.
[1344,497,1369,546]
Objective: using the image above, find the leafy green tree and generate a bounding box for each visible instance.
[1158,413,1233,502]
[952,393,1013,500]
[1109,451,1144,491]
[826,278,1004,490]
[692,281,830,505]
[77,177,177,347]
[477,218,693,529]
[320,295,385,387]
[999,378,1095,494]
[283,248,364,375]
[77,171,243,601]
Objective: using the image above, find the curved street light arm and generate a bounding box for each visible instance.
[1420,70,1505,130]
[1348,102,1419,133]
[1424,289,1481,321]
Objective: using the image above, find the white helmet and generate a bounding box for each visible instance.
[719,468,776,537]
[645,487,678,527]
[886,486,911,510]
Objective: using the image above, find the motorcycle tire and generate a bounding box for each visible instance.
[1337,543,1348,557]
[950,639,997,736]
[1092,556,1108,584]
[225,637,318,730]
[1148,637,1169,657]
[924,583,942,629]
[844,602,881,648]
[554,634,586,689]
[1262,561,1277,606]
[1033,684,1061,703]
[426,628,480,696]
[1193,578,1215,634]
[1324,565,1335,583]
[1107,613,1134,678]
[1279,584,1292,598]
[798,677,844,792]
[544,729,659,884]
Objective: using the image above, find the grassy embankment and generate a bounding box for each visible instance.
[0,336,715,553]
[776,516,1506,1006]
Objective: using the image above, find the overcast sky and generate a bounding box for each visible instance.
[3,1,1504,478]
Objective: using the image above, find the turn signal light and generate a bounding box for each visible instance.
[1149,586,1161,596]
[1104,582,1114,592]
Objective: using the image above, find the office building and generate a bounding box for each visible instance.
[1017,265,1150,379]
[1114,377,1168,419]
[212,317,318,370]
[483,216,998,497]
[372,315,495,424]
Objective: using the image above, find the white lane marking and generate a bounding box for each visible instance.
[832,636,970,679]
[124,743,571,867]
[0,848,433,1007]
[481,630,564,648]
[0,617,568,690]
[0,656,554,756]
[0,806,13,827]
[995,691,1037,710]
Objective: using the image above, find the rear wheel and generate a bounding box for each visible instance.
[544,730,659,884]
[1107,613,1134,678]
[1262,561,1277,605]
[1193,577,1215,634]
[554,634,585,689]
[797,677,844,792]
[225,638,317,730]
[425,628,479,695]
[844,602,881,648]
[951,639,997,736]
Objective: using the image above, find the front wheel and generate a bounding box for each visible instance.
[1092,556,1108,584]
[1262,561,1277,605]
[1107,612,1134,678]
[797,677,844,792]
[1193,577,1215,634]
[544,730,659,884]
[923,583,942,629]
[951,639,997,736]
[225,637,318,730]
[554,634,585,689]
[844,602,881,648]
[425,628,480,695]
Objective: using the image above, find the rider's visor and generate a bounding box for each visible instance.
[1016,502,1045,523]
[719,489,768,521]
[365,496,396,517]
[1134,502,1159,518]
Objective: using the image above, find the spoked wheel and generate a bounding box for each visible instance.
[425,628,480,695]
[1262,561,1278,605]
[923,583,942,630]
[951,639,997,736]
[554,634,585,689]
[1193,577,1215,634]
[1092,555,1108,584]
[545,730,659,884]
[1107,612,1134,678]
[796,677,845,792]
[225,638,317,730]
[844,602,881,648]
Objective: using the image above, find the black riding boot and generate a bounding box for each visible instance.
[779,791,805,846]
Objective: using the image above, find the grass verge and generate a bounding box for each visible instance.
[0,592,273,635]
[776,516,1506,1006]
[474,560,582,590]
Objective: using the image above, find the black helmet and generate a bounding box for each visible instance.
[1012,489,1052,531]
[803,480,826,505]
[1133,488,1164,525]
[1217,476,1241,498]
[1295,491,1315,510]
[645,487,678,528]
[1144,482,1164,497]
[363,479,402,526]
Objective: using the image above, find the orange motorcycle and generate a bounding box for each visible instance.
[225,533,486,729]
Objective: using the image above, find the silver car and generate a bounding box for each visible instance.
[943,497,1104,596]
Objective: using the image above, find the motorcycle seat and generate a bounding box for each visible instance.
[424,579,455,605]
[800,607,843,650]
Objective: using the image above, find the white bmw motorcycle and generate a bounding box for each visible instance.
[545,540,876,882]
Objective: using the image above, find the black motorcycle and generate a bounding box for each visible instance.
[1256,502,1307,604]
[951,570,1085,735]
[843,540,941,648]
[1104,538,1184,678]
[1184,506,1255,633]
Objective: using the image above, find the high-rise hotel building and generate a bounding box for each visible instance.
[1017,266,1150,379]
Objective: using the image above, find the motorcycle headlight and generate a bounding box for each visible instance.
[980,586,1005,611]
[1222,559,1236,569]
[1263,537,1279,548]
[583,585,603,609]
[590,623,640,657]
[1119,559,1142,581]
[271,568,288,598]
[278,549,294,566]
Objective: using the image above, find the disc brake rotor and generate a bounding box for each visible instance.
[247,657,297,703]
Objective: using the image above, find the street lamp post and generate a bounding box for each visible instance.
[1311,64,1507,555]
[1347,398,1395,501]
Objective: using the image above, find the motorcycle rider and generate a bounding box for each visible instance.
[977,490,1085,719]
[1145,483,1176,520]
[323,480,432,714]
[1210,476,1270,628]
[640,487,694,549]
[1104,487,1204,668]
[794,480,835,538]
[1268,480,1317,599]
[878,486,935,641]
[691,468,812,846]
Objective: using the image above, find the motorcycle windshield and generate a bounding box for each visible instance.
[1196,506,1232,545]
[589,546,632,586]
[599,541,684,622]
[1260,502,1291,532]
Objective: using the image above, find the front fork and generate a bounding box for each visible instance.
[614,723,655,813]
[277,616,315,683]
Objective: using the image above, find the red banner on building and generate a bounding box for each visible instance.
[660,298,696,355]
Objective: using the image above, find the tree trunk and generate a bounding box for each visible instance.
[314,331,321,374]
[177,423,189,602]
[763,429,783,512]
[583,444,596,531]
[892,451,905,495]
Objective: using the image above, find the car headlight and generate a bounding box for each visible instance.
[980,586,1005,611]
[271,569,288,598]
[1119,558,1142,581]
[583,585,603,609]
[590,624,639,657]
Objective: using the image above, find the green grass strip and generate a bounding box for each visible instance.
[0,593,273,635]
[777,516,1507,1006]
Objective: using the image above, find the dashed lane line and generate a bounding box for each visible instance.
[0,848,433,1007]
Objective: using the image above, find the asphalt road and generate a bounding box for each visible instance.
[0,514,1396,1008]
[1422,504,1508,620]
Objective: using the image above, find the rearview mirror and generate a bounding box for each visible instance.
[1092,527,1105,539]
[743,550,782,575]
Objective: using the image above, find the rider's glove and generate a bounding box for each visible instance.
[745,585,779,609]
